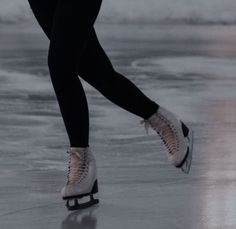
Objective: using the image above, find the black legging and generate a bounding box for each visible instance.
[27,0,159,147]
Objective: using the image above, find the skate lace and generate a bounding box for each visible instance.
[140,113,179,155]
[66,149,89,185]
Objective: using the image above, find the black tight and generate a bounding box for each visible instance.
[27,0,159,147]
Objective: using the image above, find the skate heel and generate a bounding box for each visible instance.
[65,180,99,211]
[176,128,194,174]
[91,179,98,194]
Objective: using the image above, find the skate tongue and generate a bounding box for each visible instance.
[68,147,88,155]
[140,112,163,135]
[140,119,150,135]
[72,151,86,160]
[67,150,88,184]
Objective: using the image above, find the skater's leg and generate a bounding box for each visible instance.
[28,0,102,147]
[27,0,193,175]
[28,0,158,120]
[78,28,159,120]
[28,0,101,210]
[77,30,194,173]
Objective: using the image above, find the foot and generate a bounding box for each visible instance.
[61,147,99,210]
[140,106,193,173]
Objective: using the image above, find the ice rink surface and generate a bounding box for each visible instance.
[0,22,236,229]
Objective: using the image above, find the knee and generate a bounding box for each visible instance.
[47,49,53,70]
[47,49,58,79]
[47,45,69,72]
[78,64,117,90]
[78,55,115,79]
[47,47,77,85]
[47,43,62,68]
[78,64,115,82]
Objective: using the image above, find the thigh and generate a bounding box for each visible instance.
[49,0,102,45]
[48,0,103,65]
[28,0,58,38]
[28,0,112,75]
[78,28,114,77]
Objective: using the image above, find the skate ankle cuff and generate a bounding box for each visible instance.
[69,146,89,151]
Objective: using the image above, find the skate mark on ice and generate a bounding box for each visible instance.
[0,202,60,218]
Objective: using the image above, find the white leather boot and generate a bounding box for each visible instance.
[140,106,194,174]
[61,147,99,210]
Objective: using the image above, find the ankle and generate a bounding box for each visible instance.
[145,105,159,120]
[69,146,89,152]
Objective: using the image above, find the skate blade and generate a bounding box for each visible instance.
[64,180,99,211]
[66,195,99,211]
[177,129,194,174]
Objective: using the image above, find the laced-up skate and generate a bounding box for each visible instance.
[61,147,99,210]
[140,106,193,173]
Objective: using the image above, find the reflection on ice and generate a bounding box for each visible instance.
[61,207,98,229]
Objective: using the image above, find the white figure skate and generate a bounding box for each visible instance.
[140,106,193,174]
[61,147,99,210]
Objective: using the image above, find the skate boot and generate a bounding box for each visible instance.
[61,147,99,211]
[140,106,193,174]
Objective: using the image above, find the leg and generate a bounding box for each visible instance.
[27,0,193,175]
[78,29,159,120]
[28,0,102,147]
[28,1,101,209]
[28,0,57,39]
[28,0,159,121]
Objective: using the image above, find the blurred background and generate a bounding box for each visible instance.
[1,0,236,24]
[1,1,236,229]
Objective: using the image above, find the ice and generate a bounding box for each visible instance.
[0,24,236,228]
